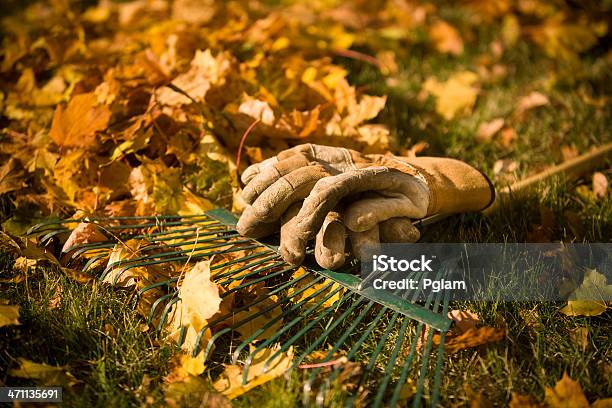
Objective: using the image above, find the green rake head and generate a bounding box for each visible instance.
[27,208,451,407]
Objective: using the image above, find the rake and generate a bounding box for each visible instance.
[27,208,452,407]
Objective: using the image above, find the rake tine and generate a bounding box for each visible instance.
[157,296,180,332]
[148,293,175,325]
[309,304,389,406]
[220,266,297,298]
[304,300,376,383]
[213,255,280,281]
[138,278,179,299]
[101,241,257,282]
[199,277,333,361]
[288,297,366,371]
[430,290,450,407]
[217,260,286,286]
[372,315,412,408]
[210,252,277,273]
[412,275,446,407]
[230,278,335,364]
[344,311,400,407]
[242,288,347,384]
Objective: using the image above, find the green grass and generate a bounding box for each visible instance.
[0,256,176,406]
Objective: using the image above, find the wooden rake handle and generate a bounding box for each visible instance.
[417,142,612,226]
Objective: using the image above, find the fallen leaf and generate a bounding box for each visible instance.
[563,210,586,240]
[592,399,612,408]
[592,172,608,198]
[213,345,294,400]
[448,309,481,334]
[238,95,275,126]
[499,127,517,147]
[172,0,216,25]
[0,303,20,328]
[179,260,222,328]
[544,372,589,408]
[516,91,549,115]
[231,285,284,341]
[434,326,505,354]
[165,375,230,408]
[560,300,607,317]
[50,92,111,148]
[61,222,108,254]
[476,118,504,142]
[529,14,602,61]
[8,358,78,387]
[0,231,21,256]
[165,261,220,352]
[156,49,231,106]
[509,392,542,408]
[422,71,479,120]
[0,158,26,195]
[428,20,464,55]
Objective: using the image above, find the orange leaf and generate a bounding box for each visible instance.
[50,92,111,148]
[434,326,505,354]
[544,372,589,408]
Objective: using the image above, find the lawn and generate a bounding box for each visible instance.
[1,0,611,406]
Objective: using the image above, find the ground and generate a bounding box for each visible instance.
[0,0,611,406]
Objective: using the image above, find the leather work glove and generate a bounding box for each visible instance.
[236,144,494,268]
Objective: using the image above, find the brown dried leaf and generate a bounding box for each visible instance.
[0,158,26,195]
[516,91,549,115]
[476,118,504,143]
[434,326,505,354]
[61,222,107,254]
[50,92,111,148]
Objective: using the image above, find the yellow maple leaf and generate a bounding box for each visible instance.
[213,345,293,400]
[422,71,479,120]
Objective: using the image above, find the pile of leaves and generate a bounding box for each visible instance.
[1,0,609,231]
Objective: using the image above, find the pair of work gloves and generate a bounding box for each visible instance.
[236,144,494,269]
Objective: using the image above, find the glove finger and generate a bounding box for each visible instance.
[237,164,331,236]
[344,195,425,232]
[241,156,279,185]
[315,210,346,270]
[242,154,311,204]
[349,225,380,261]
[234,207,280,238]
[280,168,429,264]
[379,217,420,243]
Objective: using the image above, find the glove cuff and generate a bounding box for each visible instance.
[401,157,495,215]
